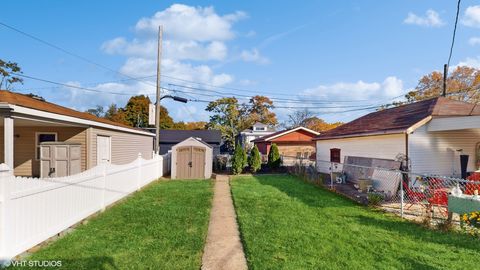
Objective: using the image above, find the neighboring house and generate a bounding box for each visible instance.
[0,90,155,177]
[314,97,480,178]
[158,129,221,155]
[253,126,319,165]
[239,122,276,149]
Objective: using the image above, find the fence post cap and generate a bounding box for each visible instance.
[0,163,11,173]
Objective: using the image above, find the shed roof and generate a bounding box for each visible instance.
[172,137,213,149]
[314,97,480,140]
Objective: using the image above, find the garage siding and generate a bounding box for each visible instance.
[0,126,87,177]
[89,127,154,167]
[409,125,480,177]
[316,134,406,173]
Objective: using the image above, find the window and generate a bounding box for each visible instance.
[330,148,341,163]
[296,152,302,158]
[304,152,310,159]
[254,126,266,131]
[36,132,57,160]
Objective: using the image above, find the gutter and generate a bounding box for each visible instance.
[405,116,432,134]
[11,105,154,137]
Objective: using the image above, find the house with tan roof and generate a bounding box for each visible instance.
[314,97,480,178]
[0,90,155,177]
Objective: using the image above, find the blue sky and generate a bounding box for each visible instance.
[2,1,480,124]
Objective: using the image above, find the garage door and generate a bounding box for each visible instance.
[176,146,205,179]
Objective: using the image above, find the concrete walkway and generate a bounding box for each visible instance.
[201,175,248,270]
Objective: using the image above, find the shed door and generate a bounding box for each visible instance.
[177,147,191,179]
[176,146,206,179]
[97,135,111,164]
[191,147,205,179]
[54,145,69,177]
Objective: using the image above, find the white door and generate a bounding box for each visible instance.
[97,135,111,164]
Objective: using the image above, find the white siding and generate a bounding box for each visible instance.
[316,134,405,173]
[89,127,154,168]
[171,138,213,179]
[409,125,480,177]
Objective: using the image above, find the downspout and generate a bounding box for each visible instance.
[405,133,409,172]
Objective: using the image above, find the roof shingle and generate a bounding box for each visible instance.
[314,97,480,140]
[0,90,145,132]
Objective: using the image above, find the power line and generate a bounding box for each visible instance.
[20,75,157,92]
[1,21,416,107]
[14,71,402,113]
[186,98,380,113]
[447,0,461,67]
[168,83,384,105]
[13,73,155,96]
[0,21,157,88]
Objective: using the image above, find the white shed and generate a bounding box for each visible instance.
[171,137,213,179]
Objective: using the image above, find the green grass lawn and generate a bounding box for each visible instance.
[231,175,480,270]
[10,180,212,270]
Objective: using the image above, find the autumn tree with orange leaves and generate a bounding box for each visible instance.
[384,66,480,109]
[283,109,342,132]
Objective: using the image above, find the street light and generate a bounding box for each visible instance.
[161,95,188,103]
[155,95,188,154]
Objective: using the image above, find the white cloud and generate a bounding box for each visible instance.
[462,5,480,28]
[404,9,445,27]
[134,4,246,41]
[164,40,227,61]
[455,56,480,69]
[269,76,407,123]
[302,76,404,101]
[240,48,269,64]
[469,37,480,46]
[99,4,248,89]
[50,80,156,112]
[239,79,258,86]
[245,30,256,38]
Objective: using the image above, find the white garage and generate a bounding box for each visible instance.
[171,137,213,179]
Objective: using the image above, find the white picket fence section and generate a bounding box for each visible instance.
[0,153,165,261]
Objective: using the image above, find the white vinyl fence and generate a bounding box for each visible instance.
[0,153,165,261]
[162,152,171,175]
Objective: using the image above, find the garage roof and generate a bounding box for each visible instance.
[314,97,480,140]
[0,90,153,136]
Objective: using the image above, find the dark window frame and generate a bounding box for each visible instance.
[330,148,341,163]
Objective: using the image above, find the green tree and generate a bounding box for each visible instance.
[206,96,277,153]
[104,103,130,125]
[206,97,241,152]
[85,105,105,117]
[123,95,151,127]
[231,142,245,175]
[248,145,262,173]
[242,147,248,169]
[0,59,23,90]
[268,143,281,169]
[105,103,119,120]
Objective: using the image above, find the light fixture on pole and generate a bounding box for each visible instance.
[154,95,188,154]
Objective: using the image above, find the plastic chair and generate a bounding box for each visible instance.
[402,180,427,209]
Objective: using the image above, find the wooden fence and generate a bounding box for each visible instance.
[0,153,165,261]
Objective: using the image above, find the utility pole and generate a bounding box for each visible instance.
[442,64,447,97]
[155,25,163,154]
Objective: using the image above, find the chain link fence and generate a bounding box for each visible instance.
[284,155,480,225]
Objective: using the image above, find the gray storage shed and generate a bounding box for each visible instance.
[171,137,213,179]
